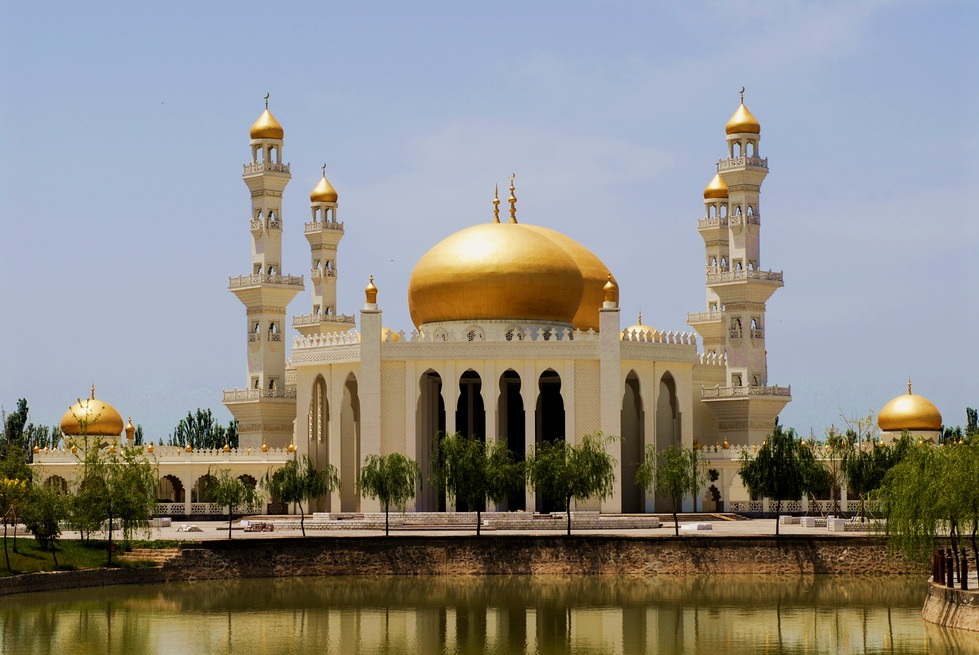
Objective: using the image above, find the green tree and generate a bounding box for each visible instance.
[1,399,29,451]
[525,431,617,536]
[636,444,706,536]
[433,433,525,536]
[22,483,70,568]
[167,409,239,450]
[206,469,262,539]
[261,456,338,537]
[359,453,420,536]
[841,435,911,518]
[75,444,158,566]
[0,478,28,570]
[738,424,815,535]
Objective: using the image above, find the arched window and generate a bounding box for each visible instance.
[735,261,743,271]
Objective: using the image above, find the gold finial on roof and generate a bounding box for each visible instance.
[261,441,269,453]
[508,173,517,224]
[322,163,326,177]
[638,312,642,325]
[740,86,745,104]
[365,275,378,304]
[908,378,912,394]
[91,384,96,400]
[492,184,500,223]
[603,273,617,303]
[265,92,270,109]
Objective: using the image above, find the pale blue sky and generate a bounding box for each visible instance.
[1,1,976,439]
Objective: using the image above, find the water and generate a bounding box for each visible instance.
[1,575,976,654]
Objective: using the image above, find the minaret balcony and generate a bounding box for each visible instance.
[223,388,297,403]
[686,310,724,324]
[305,220,344,233]
[243,162,291,175]
[228,273,304,290]
[702,384,791,399]
[729,213,760,227]
[697,216,729,231]
[706,269,783,285]
[292,313,356,329]
[750,328,764,339]
[310,268,338,280]
[717,156,768,172]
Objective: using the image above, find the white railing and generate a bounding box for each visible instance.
[729,329,742,339]
[250,219,262,231]
[243,162,290,175]
[305,221,344,232]
[267,219,281,230]
[292,313,356,326]
[697,216,728,229]
[707,269,783,284]
[698,352,726,365]
[751,328,764,339]
[222,388,297,402]
[729,213,761,227]
[154,503,185,516]
[621,329,695,345]
[702,385,791,399]
[247,333,259,342]
[269,333,282,342]
[687,311,723,323]
[310,269,321,280]
[717,156,768,171]
[228,274,304,288]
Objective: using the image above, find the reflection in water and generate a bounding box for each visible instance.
[0,575,970,654]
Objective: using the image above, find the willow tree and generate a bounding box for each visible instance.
[207,469,262,539]
[841,434,912,518]
[359,453,420,536]
[432,433,525,536]
[262,456,338,537]
[636,444,705,536]
[738,424,817,535]
[526,431,616,536]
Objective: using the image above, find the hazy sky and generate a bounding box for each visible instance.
[2,1,976,440]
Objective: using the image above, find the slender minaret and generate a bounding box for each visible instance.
[224,96,304,449]
[689,90,790,445]
[293,164,355,336]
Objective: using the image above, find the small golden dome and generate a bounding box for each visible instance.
[726,103,761,135]
[603,274,617,303]
[703,173,729,199]
[60,388,125,436]
[261,441,269,452]
[380,327,401,342]
[125,417,135,440]
[878,382,942,432]
[520,224,617,332]
[185,442,192,452]
[622,312,658,340]
[408,222,584,327]
[287,443,296,453]
[33,445,40,454]
[250,108,284,140]
[310,174,338,203]
[71,444,78,454]
[365,275,378,304]
[223,442,231,453]
[147,442,154,453]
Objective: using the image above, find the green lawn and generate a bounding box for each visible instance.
[0,538,179,577]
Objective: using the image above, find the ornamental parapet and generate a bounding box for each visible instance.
[701,384,791,399]
[729,213,760,227]
[243,162,291,175]
[292,313,356,326]
[706,269,783,284]
[304,220,344,233]
[697,216,729,230]
[222,388,297,402]
[228,273,304,289]
[687,310,723,323]
[30,444,293,464]
[717,156,768,171]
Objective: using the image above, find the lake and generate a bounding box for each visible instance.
[1,575,976,654]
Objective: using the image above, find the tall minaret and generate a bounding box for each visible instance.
[689,91,790,445]
[224,96,304,449]
[293,165,355,336]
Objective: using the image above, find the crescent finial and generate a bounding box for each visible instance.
[264,92,270,108]
[739,87,745,103]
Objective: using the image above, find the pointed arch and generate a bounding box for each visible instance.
[340,372,361,512]
[655,371,681,513]
[536,369,565,513]
[498,369,525,511]
[456,370,486,441]
[621,371,645,513]
[309,374,330,511]
[415,369,445,511]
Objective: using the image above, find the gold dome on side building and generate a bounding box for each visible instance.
[878,381,942,432]
[703,173,729,199]
[250,108,284,140]
[60,386,125,436]
[622,312,659,340]
[725,103,761,135]
[310,173,338,203]
[408,222,585,327]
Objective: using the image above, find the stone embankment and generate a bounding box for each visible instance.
[0,535,922,596]
[922,578,979,632]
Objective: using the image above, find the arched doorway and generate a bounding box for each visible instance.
[416,370,445,511]
[309,375,330,511]
[44,475,68,495]
[158,474,184,503]
[655,372,680,512]
[498,369,525,510]
[455,370,486,441]
[621,371,645,513]
[340,373,361,512]
[536,369,565,512]
[192,474,217,504]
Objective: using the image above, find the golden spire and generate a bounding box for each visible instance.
[322,163,327,177]
[603,273,617,303]
[739,86,745,103]
[508,173,517,224]
[637,311,643,325]
[908,378,912,395]
[265,92,270,109]
[90,384,96,400]
[492,184,500,223]
[365,275,378,304]
[125,417,135,441]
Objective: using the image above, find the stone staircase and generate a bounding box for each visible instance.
[117,547,182,565]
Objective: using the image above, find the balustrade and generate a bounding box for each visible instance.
[267,219,281,230]
[698,216,729,229]
[717,156,768,171]
[707,269,783,284]
[292,313,356,326]
[247,333,259,342]
[228,273,303,288]
[702,384,791,399]
[751,328,764,339]
[687,311,723,322]
[729,328,742,339]
[243,162,291,175]
[222,388,297,401]
[304,220,345,233]
[269,333,282,342]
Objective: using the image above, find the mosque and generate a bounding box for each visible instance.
[30,98,943,517]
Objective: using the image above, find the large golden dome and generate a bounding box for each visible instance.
[878,383,942,432]
[310,174,338,203]
[250,108,284,140]
[520,224,617,332]
[408,222,585,327]
[725,103,761,135]
[60,388,125,436]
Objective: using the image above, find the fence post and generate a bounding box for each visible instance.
[946,552,955,588]
[962,549,969,591]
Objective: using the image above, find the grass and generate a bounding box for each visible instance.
[0,537,173,577]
